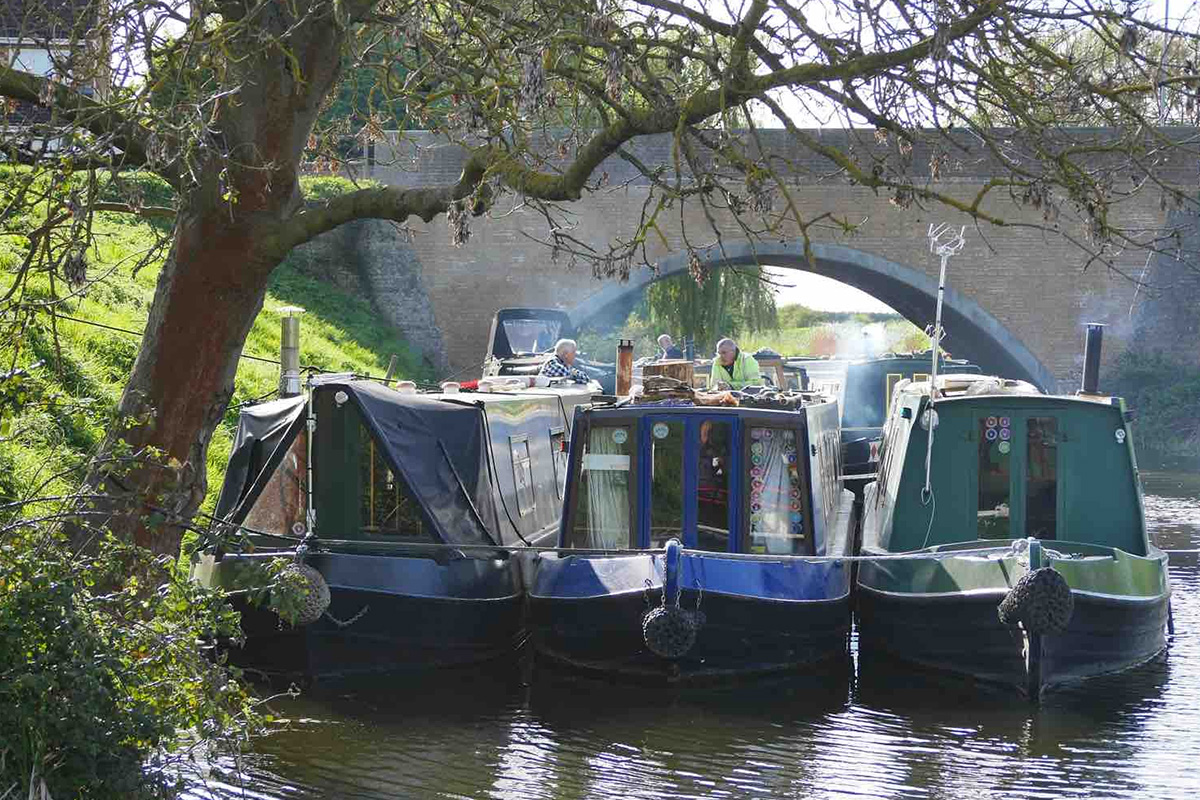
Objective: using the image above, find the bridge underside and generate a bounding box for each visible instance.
[570,240,1057,391]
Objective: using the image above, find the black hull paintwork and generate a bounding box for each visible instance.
[528,588,851,681]
[220,550,525,680]
[856,586,1169,695]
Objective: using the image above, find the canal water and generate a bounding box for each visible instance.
[188,471,1200,800]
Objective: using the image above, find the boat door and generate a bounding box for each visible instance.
[973,412,1062,540]
[638,414,738,552]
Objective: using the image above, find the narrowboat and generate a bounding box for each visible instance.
[527,391,856,680]
[856,352,1170,698]
[482,307,616,392]
[783,352,979,487]
[194,374,596,679]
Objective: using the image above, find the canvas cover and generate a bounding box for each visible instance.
[213,394,308,525]
[319,380,500,546]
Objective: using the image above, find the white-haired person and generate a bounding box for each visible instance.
[656,334,684,360]
[539,338,591,383]
[707,337,762,390]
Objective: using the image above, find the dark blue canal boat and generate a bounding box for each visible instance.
[195,375,595,679]
[527,394,856,680]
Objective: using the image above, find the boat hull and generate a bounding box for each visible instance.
[211,550,524,680]
[856,543,1170,696]
[528,552,851,681]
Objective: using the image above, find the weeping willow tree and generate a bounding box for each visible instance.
[645,267,778,355]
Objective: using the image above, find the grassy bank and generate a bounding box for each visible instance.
[0,170,430,514]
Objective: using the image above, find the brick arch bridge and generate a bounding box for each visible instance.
[570,240,1057,390]
[334,129,1200,388]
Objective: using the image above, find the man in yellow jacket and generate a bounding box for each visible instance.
[707,338,762,390]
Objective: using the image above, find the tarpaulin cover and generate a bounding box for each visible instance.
[328,381,501,546]
[213,394,307,524]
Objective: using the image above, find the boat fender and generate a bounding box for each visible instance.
[997,567,1073,635]
[642,540,703,659]
[288,563,332,625]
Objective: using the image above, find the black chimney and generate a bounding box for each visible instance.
[1080,323,1104,394]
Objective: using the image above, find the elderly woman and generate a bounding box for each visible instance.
[539,338,591,383]
[707,337,762,390]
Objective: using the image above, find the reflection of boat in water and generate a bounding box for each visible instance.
[856,354,1171,699]
[528,390,856,681]
[194,375,595,679]
[482,307,616,392]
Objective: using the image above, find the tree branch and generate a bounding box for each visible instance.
[0,67,181,191]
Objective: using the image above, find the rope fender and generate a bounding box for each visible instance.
[997,566,1074,635]
[289,562,332,625]
[642,539,704,659]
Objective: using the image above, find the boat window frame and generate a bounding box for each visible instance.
[549,425,567,500]
[562,415,640,549]
[740,419,814,556]
[970,411,1065,541]
[509,433,536,517]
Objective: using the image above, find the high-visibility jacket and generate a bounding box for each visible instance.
[707,350,762,389]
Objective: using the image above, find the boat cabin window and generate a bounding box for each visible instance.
[649,420,686,548]
[747,427,808,554]
[977,416,1012,538]
[697,420,733,551]
[550,427,567,499]
[503,318,562,355]
[510,435,535,516]
[568,424,633,548]
[360,427,426,538]
[1025,417,1058,538]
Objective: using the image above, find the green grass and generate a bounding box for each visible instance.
[0,170,431,514]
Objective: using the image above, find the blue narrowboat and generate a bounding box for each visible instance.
[194,375,595,679]
[527,395,856,680]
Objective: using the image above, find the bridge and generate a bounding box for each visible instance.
[301,129,1200,390]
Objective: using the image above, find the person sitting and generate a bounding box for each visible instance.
[707,337,762,390]
[539,338,591,383]
[657,334,684,360]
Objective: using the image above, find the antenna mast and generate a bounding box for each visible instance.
[922,223,965,500]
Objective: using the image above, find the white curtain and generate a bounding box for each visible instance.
[578,427,631,549]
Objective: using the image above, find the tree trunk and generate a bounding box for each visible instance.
[74,3,348,556]
[77,209,281,556]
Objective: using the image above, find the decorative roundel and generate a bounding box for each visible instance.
[763,429,773,439]
[790,487,801,499]
[751,454,763,466]
[751,478,764,490]
[998,441,1011,455]
[999,427,1011,441]
[985,427,998,441]
[652,422,670,439]
[750,512,762,523]
[750,502,762,513]
[790,501,801,512]
[785,453,797,464]
[986,416,998,428]
[999,416,1011,428]
[750,466,763,477]
[611,428,628,444]
[789,511,802,522]
[751,428,764,440]
[750,442,764,456]
[1115,428,1127,443]
[791,522,803,534]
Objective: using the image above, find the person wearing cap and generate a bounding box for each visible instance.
[707,337,762,390]
[539,338,591,383]
[657,334,684,360]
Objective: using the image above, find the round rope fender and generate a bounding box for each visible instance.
[997,567,1074,635]
[290,563,332,625]
[642,605,701,659]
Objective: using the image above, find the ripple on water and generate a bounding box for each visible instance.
[184,477,1200,800]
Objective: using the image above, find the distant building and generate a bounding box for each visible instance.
[2,0,103,137]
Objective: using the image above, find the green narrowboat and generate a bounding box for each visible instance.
[857,370,1170,699]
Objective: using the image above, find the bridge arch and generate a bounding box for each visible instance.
[570,240,1056,391]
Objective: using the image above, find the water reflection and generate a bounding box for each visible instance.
[187,472,1200,800]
